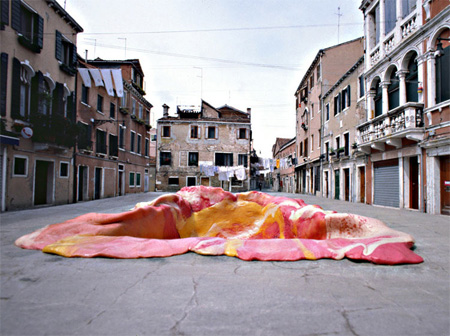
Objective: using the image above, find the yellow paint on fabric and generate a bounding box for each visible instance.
[179,199,286,239]
[42,235,92,257]
[294,239,316,260]
[224,239,244,257]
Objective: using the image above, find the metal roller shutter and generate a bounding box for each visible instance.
[374,163,399,207]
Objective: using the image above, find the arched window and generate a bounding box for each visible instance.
[436,35,450,104]
[373,79,383,117]
[388,70,399,110]
[406,57,418,103]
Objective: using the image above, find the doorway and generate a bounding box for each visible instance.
[78,166,88,201]
[359,166,366,203]
[410,156,419,210]
[344,168,350,201]
[34,160,54,205]
[441,155,450,215]
[334,169,340,200]
[94,167,102,200]
[324,171,329,198]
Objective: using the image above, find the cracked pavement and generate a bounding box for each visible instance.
[1,191,449,336]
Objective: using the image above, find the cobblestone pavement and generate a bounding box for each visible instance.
[1,191,449,336]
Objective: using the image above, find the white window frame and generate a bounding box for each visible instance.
[12,155,28,177]
[186,176,197,187]
[136,172,141,188]
[59,161,70,178]
[168,176,179,185]
[130,130,136,153]
[129,171,135,187]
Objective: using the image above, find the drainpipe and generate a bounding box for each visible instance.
[72,62,78,203]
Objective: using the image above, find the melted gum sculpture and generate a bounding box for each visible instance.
[15,186,423,265]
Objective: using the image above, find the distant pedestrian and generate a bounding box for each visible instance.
[258,182,262,191]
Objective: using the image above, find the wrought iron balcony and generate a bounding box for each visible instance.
[356,102,424,153]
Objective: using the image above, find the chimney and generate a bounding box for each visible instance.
[162,104,170,118]
[247,108,251,119]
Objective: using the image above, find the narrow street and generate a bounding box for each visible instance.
[1,191,449,336]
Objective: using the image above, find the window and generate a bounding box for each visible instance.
[374,79,383,117]
[238,154,248,168]
[402,0,415,18]
[385,0,397,34]
[162,126,171,138]
[187,177,196,187]
[336,136,341,151]
[334,94,341,116]
[311,104,314,119]
[109,134,118,157]
[119,124,125,149]
[138,104,143,119]
[130,131,136,152]
[137,134,141,154]
[60,162,69,178]
[19,65,31,119]
[145,110,150,124]
[77,122,91,150]
[325,103,330,121]
[359,75,365,98]
[325,142,330,161]
[188,152,199,166]
[207,126,217,139]
[145,138,149,157]
[11,1,43,52]
[436,43,449,104]
[136,173,141,187]
[81,84,89,105]
[304,138,308,157]
[371,4,381,45]
[97,95,103,113]
[96,129,107,154]
[13,156,27,176]
[151,134,157,141]
[168,177,179,185]
[55,31,76,74]
[316,64,321,81]
[238,128,248,139]
[215,153,233,166]
[406,57,418,103]
[388,71,399,111]
[311,134,314,152]
[160,152,171,166]
[341,86,351,110]
[129,172,135,187]
[42,80,52,116]
[110,102,115,119]
[190,125,199,139]
[310,74,314,88]
[344,133,350,156]
[132,98,136,115]
[121,91,127,107]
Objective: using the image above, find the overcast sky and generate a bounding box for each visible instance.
[63,0,364,157]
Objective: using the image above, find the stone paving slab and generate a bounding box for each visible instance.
[1,191,449,336]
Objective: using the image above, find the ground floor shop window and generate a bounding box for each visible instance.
[187,176,196,186]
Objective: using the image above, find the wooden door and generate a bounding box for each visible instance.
[359,167,365,203]
[441,155,450,216]
[410,156,419,210]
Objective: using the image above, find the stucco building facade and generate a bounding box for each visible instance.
[156,101,251,192]
[1,0,82,210]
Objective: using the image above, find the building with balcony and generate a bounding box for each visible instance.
[322,56,367,203]
[272,137,296,193]
[358,0,449,213]
[0,0,82,210]
[75,58,155,201]
[156,101,251,192]
[294,37,364,195]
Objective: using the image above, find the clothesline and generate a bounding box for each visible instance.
[200,164,247,181]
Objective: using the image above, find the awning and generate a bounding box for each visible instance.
[0,135,20,146]
[88,69,104,87]
[111,69,123,97]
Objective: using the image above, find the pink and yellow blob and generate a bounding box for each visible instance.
[15,186,423,265]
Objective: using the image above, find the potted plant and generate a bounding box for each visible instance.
[352,142,358,149]
[329,147,336,156]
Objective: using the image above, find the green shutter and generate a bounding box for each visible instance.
[55,30,62,61]
[11,0,20,32]
[10,57,21,119]
[0,53,7,116]
[35,15,43,50]
[1,0,10,28]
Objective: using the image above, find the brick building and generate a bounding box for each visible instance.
[357,0,449,213]
[75,58,155,201]
[272,137,296,193]
[156,100,251,192]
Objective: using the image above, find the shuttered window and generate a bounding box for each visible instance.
[11,0,43,53]
[55,30,77,76]
[0,53,7,116]
[374,161,399,207]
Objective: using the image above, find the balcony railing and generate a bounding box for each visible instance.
[357,103,424,151]
[401,14,417,39]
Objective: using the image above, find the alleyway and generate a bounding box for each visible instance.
[1,191,449,336]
